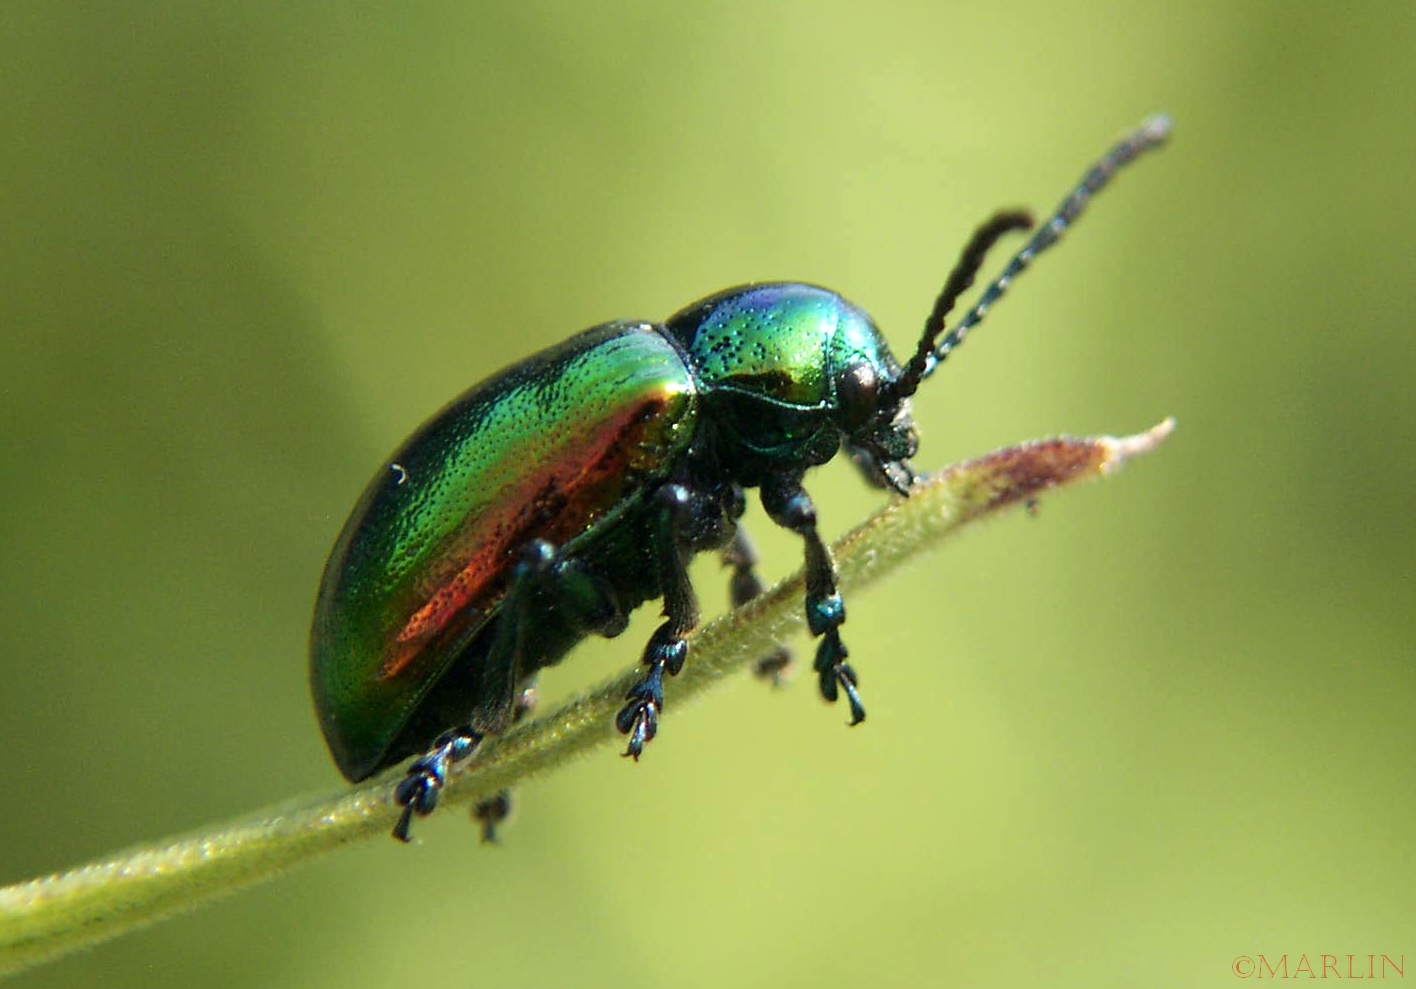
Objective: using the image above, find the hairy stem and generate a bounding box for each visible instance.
[0,419,1173,977]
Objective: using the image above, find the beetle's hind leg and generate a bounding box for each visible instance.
[761,472,865,725]
[722,525,793,684]
[471,682,537,843]
[391,541,558,843]
[617,483,702,759]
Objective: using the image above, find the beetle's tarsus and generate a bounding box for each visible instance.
[813,628,866,724]
[389,727,482,842]
[754,650,793,685]
[842,676,866,725]
[473,790,512,843]
[629,661,666,703]
[619,698,659,759]
[835,664,867,726]
[391,772,438,843]
[617,660,664,758]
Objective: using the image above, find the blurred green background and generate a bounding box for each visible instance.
[3,1,1412,986]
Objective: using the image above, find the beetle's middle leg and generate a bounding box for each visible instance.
[616,483,701,759]
[761,472,865,725]
[722,525,793,684]
[461,545,627,842]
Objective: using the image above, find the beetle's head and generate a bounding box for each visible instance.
[826,304,922,494]
[664,283,919,491]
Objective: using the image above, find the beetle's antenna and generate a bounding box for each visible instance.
[893,210,1034,400]
[895,114,1172,397]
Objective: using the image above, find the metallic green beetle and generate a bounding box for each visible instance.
[311,116,1171,841]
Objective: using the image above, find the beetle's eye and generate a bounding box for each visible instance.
[837,362,879,430]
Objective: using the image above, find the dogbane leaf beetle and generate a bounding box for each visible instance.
[310,115,1172,842]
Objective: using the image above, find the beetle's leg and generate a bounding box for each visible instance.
[464,549,626,843]
[391,541,556,843]
[616,483,700,759]
[760,473,865,725]
[462,553,624,844]
[392,727,482,843]
[472,682,537,843]
[722,525,793,684]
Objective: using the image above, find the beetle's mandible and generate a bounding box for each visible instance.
[310,115,1173,842]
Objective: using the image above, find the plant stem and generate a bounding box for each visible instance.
[0,419,1173,977]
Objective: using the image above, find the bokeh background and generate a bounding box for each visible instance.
[2,2,1412,986]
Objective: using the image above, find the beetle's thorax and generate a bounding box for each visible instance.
[662,282,912,487]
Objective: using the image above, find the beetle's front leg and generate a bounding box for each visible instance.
[761,473,865,725]
[616,483,700,759]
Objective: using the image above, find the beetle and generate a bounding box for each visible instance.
[310,115,1171,842]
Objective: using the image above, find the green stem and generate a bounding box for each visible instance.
[0,419,1173,977]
